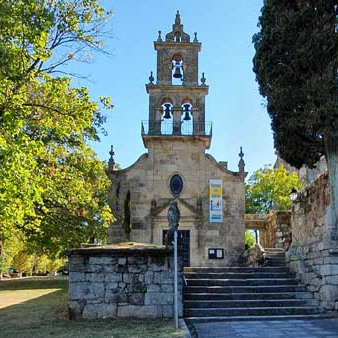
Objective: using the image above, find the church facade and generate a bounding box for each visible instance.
[108,12,246,267]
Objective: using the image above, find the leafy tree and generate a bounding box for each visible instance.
[0,0,114,258]
[253,1,338,232]
[245,230,256,249]
[246,165,303,214]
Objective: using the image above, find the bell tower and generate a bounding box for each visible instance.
[142,11,211,148]
[109,11,246,267]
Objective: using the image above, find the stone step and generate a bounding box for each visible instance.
[184,267,288,273]
[184,285,308,293]
[184,306,321,317]
[184,299,309,308]
[264,248,285,252]
[184,272,292,279]
[184,313,334,323]
[183,292,307,300]
[265,261,286,267]
[186,278,298,286]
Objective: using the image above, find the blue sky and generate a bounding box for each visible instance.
[73,0,275,176]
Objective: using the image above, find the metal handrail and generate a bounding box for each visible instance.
[289,247,323,279]
[141,120,212,137]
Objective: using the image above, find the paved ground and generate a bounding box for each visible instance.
[192,320,338,338]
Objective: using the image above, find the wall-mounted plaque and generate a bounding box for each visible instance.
[208,248,224,259]
[209,179,223,223]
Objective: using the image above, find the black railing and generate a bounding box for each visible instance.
[141,120,212,137]
[289,247,323,279]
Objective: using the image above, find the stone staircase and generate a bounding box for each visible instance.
[183,248,333,323]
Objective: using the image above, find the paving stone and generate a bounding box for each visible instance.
[193,320,338,338]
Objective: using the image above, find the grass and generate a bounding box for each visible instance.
[0,277,184,338]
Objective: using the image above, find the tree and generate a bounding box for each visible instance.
[246,165,303,214]
[253,1,338,232]
[245,230,256,249]
[0,0,114,258]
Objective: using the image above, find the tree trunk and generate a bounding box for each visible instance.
[325,134,338,245]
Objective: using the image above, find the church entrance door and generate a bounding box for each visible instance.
[163,230,190,267]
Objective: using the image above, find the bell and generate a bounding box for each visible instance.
[183,111,191,121]
[182,104,191,121]
[173,66,182,79]
[163,103,172,119]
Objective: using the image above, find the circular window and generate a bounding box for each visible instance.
[170,175,184,196]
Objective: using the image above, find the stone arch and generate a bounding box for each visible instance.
[171,53,184,85]
[181,96,194,107]
[158,96,174,107]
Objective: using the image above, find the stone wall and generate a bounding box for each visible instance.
[108,138,245,267]
[244,244,266,267]
[67,243,182,319]
[245,211,291,249]
[286,172,338,311]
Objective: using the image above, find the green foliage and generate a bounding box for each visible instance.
[0,236,21,274]
[253,0,338,169]
[253,0,338,228]
[0,234,66,275]
[0,0,114,257]
[245,230,256,249]
[246,165,303,214]
[123,191,131,234]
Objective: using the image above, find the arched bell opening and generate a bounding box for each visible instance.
[161,102,173,135]
[181,103,193,135]
[172,54,184,86]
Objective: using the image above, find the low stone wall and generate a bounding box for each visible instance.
[286,246,338,310]
[67,243,182,319]
[286,172,338,311]
[244,244,266,267]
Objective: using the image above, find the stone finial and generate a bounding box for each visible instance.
[157,30,162,42]
[193,32,198,42]
[201,72,206,86]
[238,146,245,173]
[108,145,115,173]
[165,10,190,42]
[175,10,181,25]
[149,71,154,84]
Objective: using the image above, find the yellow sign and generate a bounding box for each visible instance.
[209,179,223,222]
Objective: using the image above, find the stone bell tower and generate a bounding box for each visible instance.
[142,10,211,149]
[108,12,246,267]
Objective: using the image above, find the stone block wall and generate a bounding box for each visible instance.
[245,211,291,249]
[285,172,338,311]
[67,244,183,319]
[244,244,266,267]
[108,138,245,267]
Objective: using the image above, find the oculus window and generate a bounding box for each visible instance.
[170,175,183,196]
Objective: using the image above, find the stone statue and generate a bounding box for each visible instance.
[165,201,180,247]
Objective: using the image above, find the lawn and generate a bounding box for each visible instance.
[0,277,184,338]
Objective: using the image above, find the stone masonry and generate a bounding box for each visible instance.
[107,12,246,268]
[67,243,183,319]
[245,211,292,249]
[286,172,338,311]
